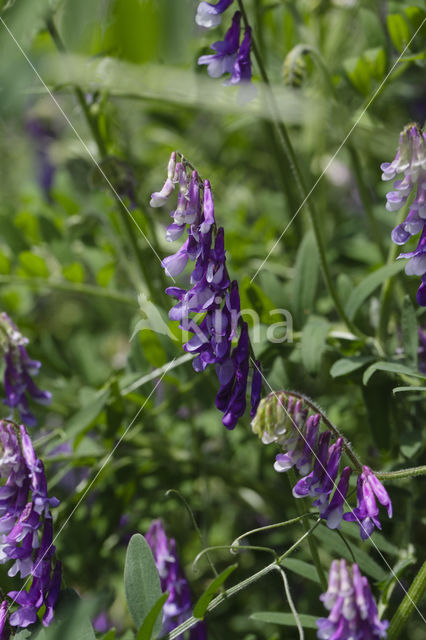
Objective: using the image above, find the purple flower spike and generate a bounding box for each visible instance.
[317,559,389,639]
[153,156,257,428]
[198,11,241,78]
[196,0,234,28]
[344,466,392,540]
[0,421,61,632]
[0,314,51,427]
[382,124,426,305]
[146,520,207,638]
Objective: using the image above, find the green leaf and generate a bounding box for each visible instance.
[18,251,49,278]
[363,47,386,80]
[345,261,406,321]
[344,56,371,95]
[250,612,318,629]
[96,262,115,286]
[193,564,238,619]
[136,592,169,640]
[62,262,85,283]
[363,361,426,386]
[387,13,411,52]
[65,388,110,440]
[124,534,163,633]
[102,631,117,640]
[313,528,387,581]
[292,230,319,326]
[393,386,426,394]
[280,558,320,584]
[330,356,374,378]
[402,295,418,367]
[301,315,330,375]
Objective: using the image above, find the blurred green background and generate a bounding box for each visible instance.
[0,0,425,638]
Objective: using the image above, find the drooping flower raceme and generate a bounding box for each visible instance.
[149,153,262,429]
[0,314,51,427]
[0,420,61,632]
[196,3,256,102]
[146,520,206,639]
[317,559,388,639]
[381,124,426,305]
[251,392,392,539]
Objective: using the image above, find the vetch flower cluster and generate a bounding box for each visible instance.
[196,2,256,103]
[150,152,262,429]
[146,520,206,639]
[0,314,51,427]
[381,123,426,306]
[251,392,392,539]
[317,559,388,639]
[0,420,61,632]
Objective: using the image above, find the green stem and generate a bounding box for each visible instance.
[375,465,426,480]
[288,470,328,590]
[160,519,322,640]
[236,0,360,336]
[46,16,160,299]
[388,561,426,639]
[348,144,387,260]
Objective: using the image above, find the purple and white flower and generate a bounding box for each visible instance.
[0,420,61,631]
[146,520,207,639]
[198,11,241,78]
[343,466,392,540]
[382,124,426,306]
[317,559,389,639]
[0,313,51,427]
[195,0,234,29]
[252,393,393,538]
[151,155,262,428]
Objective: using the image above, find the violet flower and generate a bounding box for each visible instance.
[196,8,256,102]
[0,420,61,631]
[343,466,393,541]
[317,559,388,639]
[198,11,241,78]
[146,520,207,639]
[0,313,51,427]
[150,153,262,429]
[195,0,234,28]
[252,393,392,538]
[223,25,257,103]
[381,124,426,305]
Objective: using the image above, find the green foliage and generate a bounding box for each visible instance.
[0,0,425,638]
[124,534,163,634]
